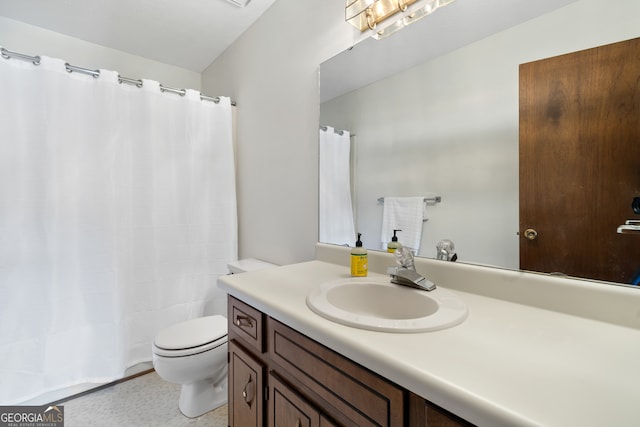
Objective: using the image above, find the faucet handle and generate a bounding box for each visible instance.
[388,267,436,291]
[394,246,415,269]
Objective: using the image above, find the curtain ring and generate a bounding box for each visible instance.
[398,0,408,12]
[365,8,377,30]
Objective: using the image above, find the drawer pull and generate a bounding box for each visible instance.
[235,315,253,328]
[242,375,255,406]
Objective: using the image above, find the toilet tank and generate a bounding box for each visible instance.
[202,258,277,317]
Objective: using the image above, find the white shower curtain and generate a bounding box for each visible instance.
[0,54,237,404]
[319,126,356,246]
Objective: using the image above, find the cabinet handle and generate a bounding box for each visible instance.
[235,315,253,328]
[242,375,255,406]
[295,420,301,427]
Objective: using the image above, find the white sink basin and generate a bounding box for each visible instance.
[306,277,468,333]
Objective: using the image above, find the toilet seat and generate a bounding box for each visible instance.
[153,315,228,358]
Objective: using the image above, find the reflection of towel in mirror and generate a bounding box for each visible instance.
[381,197,424,252]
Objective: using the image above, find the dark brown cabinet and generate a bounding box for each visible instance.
[229,340,264,427]
[228,295,471,427]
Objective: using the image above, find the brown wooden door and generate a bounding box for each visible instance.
[519,37,640,283]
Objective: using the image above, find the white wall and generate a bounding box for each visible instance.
[203,0,640,267]
[201,0,360,265]
[0,16,200,89]
[321,0,640,269]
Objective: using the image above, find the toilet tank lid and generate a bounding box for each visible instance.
[154,315,227,350]
[228,258,277,274]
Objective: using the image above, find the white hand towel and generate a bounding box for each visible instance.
[380,197,425,252]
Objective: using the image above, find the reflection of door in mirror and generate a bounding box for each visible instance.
[519,37,640,284]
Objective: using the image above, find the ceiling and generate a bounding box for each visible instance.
[0,0,580,81]
[0,0,278,72]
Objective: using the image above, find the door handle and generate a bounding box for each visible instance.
[524,228,538,240]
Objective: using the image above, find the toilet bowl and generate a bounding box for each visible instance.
[153,258,277,418]
[152,315,228,418]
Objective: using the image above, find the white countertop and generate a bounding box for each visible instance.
[219,250,640,426]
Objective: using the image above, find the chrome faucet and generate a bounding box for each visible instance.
[388,246,436,291]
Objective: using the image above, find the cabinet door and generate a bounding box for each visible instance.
[320,415,339,427]
[269,373,321,427]
[229,340,265,427]
[408,393,473,427]
[425,405,468,427]
[268,318,404,426]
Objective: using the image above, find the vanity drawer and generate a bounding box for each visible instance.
[229,296,265,353]
[268,318,405,427]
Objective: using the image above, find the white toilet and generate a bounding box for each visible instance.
[152,316,228,417]
[152,258,276,418]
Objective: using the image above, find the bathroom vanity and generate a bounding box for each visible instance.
[227,295,465,426]
[220,243,640,426]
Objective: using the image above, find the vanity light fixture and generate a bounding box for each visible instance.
[346,0,456,39]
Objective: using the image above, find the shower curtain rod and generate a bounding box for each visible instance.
[320,126,356,137]
[1,47,236,106]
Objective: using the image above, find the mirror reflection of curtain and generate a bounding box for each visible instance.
[319,127,356,246]
[0,54,237,404]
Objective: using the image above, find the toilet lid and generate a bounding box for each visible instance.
[154,315,227,351]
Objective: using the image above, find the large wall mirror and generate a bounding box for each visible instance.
[319,0,640,286]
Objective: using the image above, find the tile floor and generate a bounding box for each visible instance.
[60,372,228,426]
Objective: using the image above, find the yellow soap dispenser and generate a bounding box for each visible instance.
[350,233,368,277]
[387,229,402,253]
